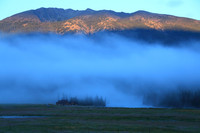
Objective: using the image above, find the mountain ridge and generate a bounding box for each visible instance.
[0,8,200,34]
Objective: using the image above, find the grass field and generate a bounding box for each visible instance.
[0,105,199,133]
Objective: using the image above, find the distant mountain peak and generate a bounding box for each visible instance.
[85,8,95,11]
[133,10,151,14]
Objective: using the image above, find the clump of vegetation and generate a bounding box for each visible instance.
[56,96,106,107]
[144,88,200,108]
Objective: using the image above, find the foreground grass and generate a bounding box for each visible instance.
[0,105,200,133]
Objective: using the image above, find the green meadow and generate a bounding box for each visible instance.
[0,105,199,133]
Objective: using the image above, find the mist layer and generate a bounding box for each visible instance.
[0,33,200,108]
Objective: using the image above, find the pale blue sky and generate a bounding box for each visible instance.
[0,0,199,20]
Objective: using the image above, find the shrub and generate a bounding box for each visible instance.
[56,96,106,107]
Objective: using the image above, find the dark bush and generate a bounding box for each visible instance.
[143,88,200,108]
[56,96,106,107]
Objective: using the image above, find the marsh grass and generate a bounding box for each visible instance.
[0,105,200,132]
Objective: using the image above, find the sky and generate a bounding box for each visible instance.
[0,0,199,20]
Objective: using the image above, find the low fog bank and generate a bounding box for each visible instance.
[0,33,200,108]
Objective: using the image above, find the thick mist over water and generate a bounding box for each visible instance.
[0,33,200,108]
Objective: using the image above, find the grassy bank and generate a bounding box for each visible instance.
[0,104,200,133]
